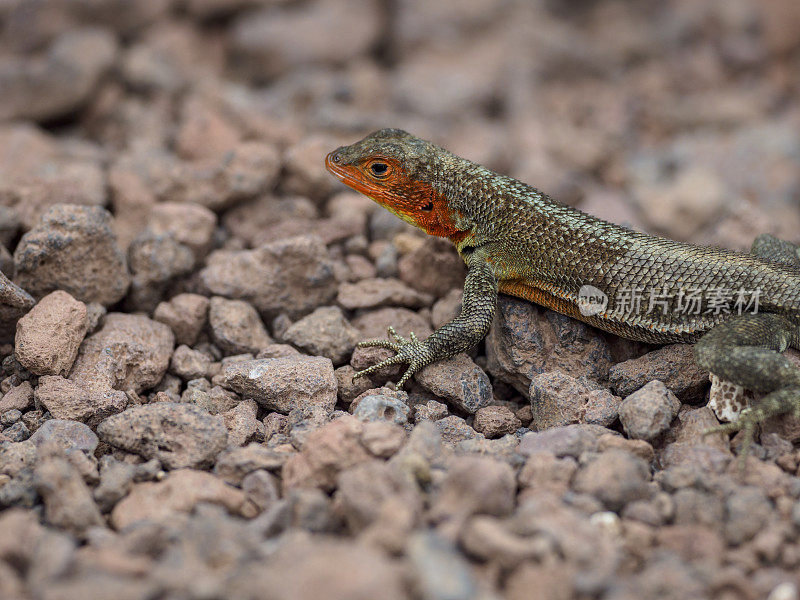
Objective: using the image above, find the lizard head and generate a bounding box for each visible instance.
[325,129,468,240]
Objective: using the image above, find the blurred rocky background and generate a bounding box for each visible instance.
[1,1,800,599]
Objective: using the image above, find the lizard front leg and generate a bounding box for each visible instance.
[694,312,800,460]
[354,248,498,388]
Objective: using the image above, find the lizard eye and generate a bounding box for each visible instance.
[421,201,433,212]
[368,161,390,179]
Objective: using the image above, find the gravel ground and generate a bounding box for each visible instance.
[1,1,800,599]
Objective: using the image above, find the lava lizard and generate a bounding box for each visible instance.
[325,128,800,451]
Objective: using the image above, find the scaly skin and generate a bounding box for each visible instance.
[325,129,800,454]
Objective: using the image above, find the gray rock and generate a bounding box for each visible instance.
[126,230,194,311]
[2,421,30,442]
[0,409,21,426]
[407,532,478,600]
[518,424,610,459]
[29,419,99,454]
[0,270,35,343]
[352,393,410,425]
[619,380,681,441]
[97,402,228,469]
[282,306,360,366]
[415,353,492,414]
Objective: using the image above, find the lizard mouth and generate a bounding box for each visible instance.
[325,152,378,199]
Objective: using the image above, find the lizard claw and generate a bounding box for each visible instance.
[352,326,432,388]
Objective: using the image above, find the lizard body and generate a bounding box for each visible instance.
[326,129,800,449]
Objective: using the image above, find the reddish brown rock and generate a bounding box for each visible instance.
[0,271,35,343]
[169,345,212,380]
[70,313,174,393]
[166,141,281,211]
[338,277,433,310]
[518,424,610,459]
[221,356,337,414]
[209,296,272,356]
[126,229,194,311]
[147,201,217,259]
[15,291,87,376]
[529,371,620,429]
[486,296,614,396]
[573,450,651,511]
[415,353,493,414]
[352,307,433,340]
[174,95,242,161]
[619,380,681,441]
[398,237,466,298]
[0,381,33,413]
[14,205,130,306]
[35,375,126,424]
[609,344,710,402]
[431,288,463,329]
[435,415,482,445]
[153,293,209,346]
[282,416,371,491]
[518,451,578,494]
[431,455,516,521]
[335,365,375,403]
[200,235,336,319]
[473,405,522,439]
[0,28,118,122]
[110,469,247,529]
[222,399,262,447]
[213,442,286,485]
[227,536,405,600]
[282,306,360,366]
[97,402,228,469]
[222,196,316,247]
[360,421,406,458]
[232,2,381,81]
[34,454,103,535]
[335,459,422,532]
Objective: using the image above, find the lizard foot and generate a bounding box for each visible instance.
[703,386,800,470]
[353,326,432,388]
